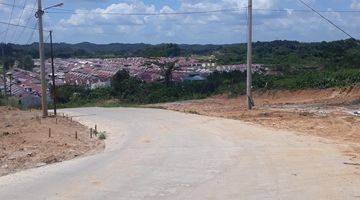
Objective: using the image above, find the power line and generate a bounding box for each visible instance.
[15,0,37,44]
[3,0,16,44]
[9,0,28,43]
[44,32,51,43]
[253,8,360,13]
[0,2,360,15]
[0,2,36,11]
[297,0,356,40]
[26,22,38,44]
[45,7,360,16]
[48,8,245,16]
[0,20,39,30]
[0,19,39,44]
[2,1,360,14]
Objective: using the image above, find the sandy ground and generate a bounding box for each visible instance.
[150,86,360,158]
[0,107,359,199]
[0,107,104,176]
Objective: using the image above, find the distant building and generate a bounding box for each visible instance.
[201,62,216,68]
[183,74,207,82]
[90,79,111,89]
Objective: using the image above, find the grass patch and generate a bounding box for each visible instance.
[187,110,200,115]
[97,131,106,140]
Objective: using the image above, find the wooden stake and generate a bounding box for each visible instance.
[90,128,93,138]
[75,131,78,140]
[48,128,51,138]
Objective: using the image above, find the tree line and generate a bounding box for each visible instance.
[7,39,359,69]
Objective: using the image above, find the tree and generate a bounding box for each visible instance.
[1,44,15,96]
[154,61,178,86]
[18,55,34,71]
[163,43,181,57]
[111,69,142,99]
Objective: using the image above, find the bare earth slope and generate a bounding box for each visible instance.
[152,87,360,156]
[0,107,104,176]
[0,107,359,199]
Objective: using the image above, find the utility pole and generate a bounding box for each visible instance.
[246,0,254,110]
[49,30,57,115]
[36,0,48,117]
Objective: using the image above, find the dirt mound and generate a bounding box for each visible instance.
[252,86,360,106]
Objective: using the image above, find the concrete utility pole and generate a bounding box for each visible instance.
[246,0,254,110]
[49,30,57,116]
[36,0,48,117]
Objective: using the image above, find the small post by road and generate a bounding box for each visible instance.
[48,128,51,138]
[75,131,78,140]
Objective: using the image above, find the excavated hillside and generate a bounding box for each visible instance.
[151,86,360,158]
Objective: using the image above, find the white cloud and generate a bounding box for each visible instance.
[51,0,359,44]
[59,1,155,27]
[351,0,360,9]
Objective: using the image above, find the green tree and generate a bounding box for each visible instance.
[18,55,34,71]
[160,62,178,86]
[111,69,142,99]
[1,44,16,95]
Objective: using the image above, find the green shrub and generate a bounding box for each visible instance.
[98,131,106,140]
[0,96,21,108]
[187,110,200,115]
[270,69,360,90]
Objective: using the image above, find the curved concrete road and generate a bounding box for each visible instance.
[0,107,359,200]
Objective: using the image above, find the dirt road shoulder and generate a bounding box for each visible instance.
[0,107,104,176]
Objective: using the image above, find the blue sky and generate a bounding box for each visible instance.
[0,0,359,44]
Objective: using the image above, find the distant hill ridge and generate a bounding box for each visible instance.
[5,39,360,68]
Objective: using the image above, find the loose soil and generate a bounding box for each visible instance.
[0,107,104,176]
[150,86,360,159]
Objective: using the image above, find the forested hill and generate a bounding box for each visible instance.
[7,39,360,68]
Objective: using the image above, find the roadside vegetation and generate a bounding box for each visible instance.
[55,66,360,108]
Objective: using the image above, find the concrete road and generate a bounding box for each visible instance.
[0,107,359,200]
